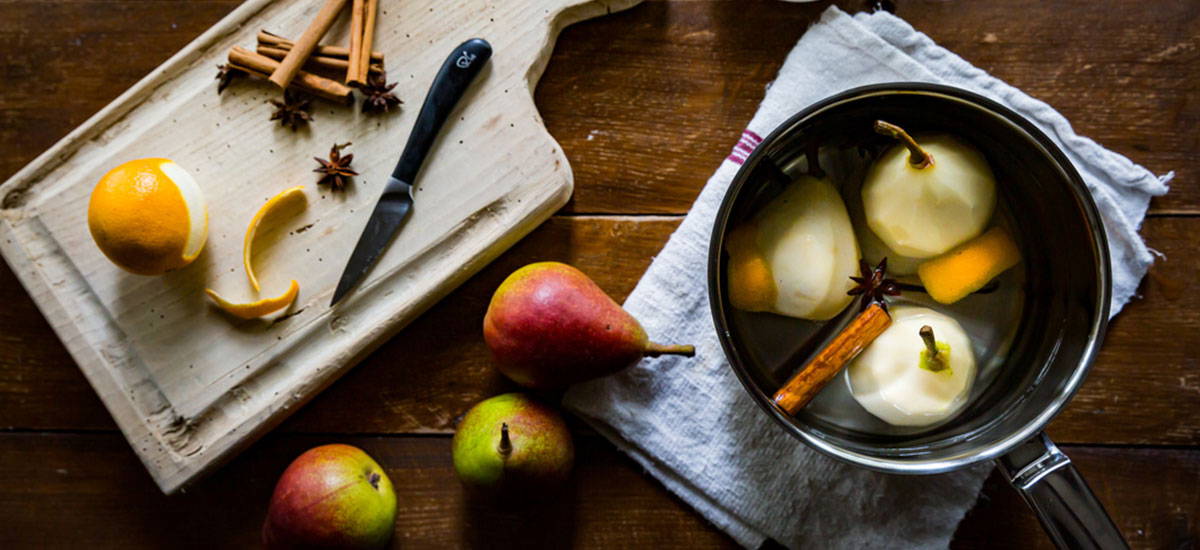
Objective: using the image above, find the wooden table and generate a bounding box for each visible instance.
[1,1,1196,547]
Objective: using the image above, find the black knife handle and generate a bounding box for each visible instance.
[391,38,493,183]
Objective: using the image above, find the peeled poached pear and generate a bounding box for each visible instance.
[846,306,976,427]
[863,122,997,259]
[846,179,922,276]
[855,222,923,276]
[726,175,860,321]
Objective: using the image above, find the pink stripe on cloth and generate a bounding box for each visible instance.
[727,129,762,165]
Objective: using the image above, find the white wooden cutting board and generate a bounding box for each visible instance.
[0,0,641,494]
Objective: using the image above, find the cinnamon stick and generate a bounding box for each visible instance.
[346,0,366,85]
[772,303,892,415]
[229,46,352,103]
[269,0,350,89]
[258,30,383,63]
[256,45,383,76]
[355,0,379,84]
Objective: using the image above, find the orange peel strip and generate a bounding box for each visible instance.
[244,185,307,291]
[206,279,300,319]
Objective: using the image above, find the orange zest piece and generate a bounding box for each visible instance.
[917,226,1020,304]
[244,185,307,291]
[206,279,300,320]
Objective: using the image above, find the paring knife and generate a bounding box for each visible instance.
[331,38,493,306]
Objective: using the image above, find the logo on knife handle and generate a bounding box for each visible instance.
[455,51,477,69]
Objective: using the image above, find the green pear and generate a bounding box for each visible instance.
[483,262,694,389]
[452,393,574,495]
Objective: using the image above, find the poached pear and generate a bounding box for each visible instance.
[845,172,922,277]
[483,262,694,389]
[863,121,996,259]
[452,393,574,495]
[725,175,861,320]
[846,306,976,427]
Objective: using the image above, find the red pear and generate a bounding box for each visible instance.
[262,444,396,550]
[483,262,694,389]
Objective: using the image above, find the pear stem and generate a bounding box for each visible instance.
[644,342,696,357]
[498,423,512,458]
[875,120,933,169]
[919,325,938,359]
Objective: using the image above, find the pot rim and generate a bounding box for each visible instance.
[707,82,1112,474]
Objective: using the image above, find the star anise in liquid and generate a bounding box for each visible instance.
[847,257,901,311]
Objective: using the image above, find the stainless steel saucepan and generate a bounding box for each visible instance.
[709,83,1126,549]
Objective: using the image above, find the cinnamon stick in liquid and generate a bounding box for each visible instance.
[772,302,892,415]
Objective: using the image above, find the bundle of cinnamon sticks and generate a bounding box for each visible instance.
[223,0,384,102]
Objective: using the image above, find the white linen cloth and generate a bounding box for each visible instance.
[564,6,1171,549]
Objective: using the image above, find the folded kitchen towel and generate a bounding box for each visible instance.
[564,5,1171,549]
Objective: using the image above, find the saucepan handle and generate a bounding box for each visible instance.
[995,432,1128,549]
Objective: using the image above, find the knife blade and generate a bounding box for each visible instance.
[331,38,492,306]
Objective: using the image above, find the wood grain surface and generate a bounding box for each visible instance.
[0,432,1195,549]
[0,0,1197,548]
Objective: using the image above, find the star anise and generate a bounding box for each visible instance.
[269,91,313,131]
[847,257,901,311]
[215,64,245,94]
[357,71,402,114]
[313,142,357,190]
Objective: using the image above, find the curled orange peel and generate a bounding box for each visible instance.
[206,185,307,320]
[244,185,307,292]
[206,279,300,320]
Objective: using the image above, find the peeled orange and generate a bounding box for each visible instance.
[87,158,208,275]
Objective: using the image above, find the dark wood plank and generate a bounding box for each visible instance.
[0,432,1195,549]
[1,1,1194,215]
[953,445,1200,549]
[0,432,736,549]
[2,216,1198,446]
[539,0,1197,214]
[0,1,242,186]
[1050,215,1200,445]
